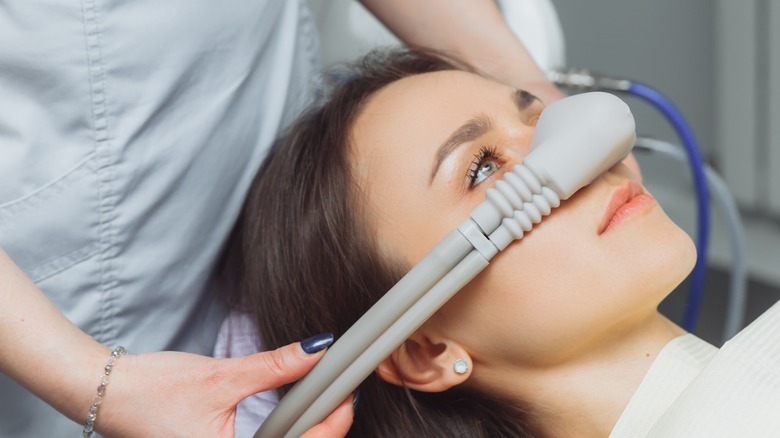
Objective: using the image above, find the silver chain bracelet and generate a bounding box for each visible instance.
[83,346,127,438]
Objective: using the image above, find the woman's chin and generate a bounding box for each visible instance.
[653,228,698,303]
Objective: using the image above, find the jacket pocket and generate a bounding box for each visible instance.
[0,153,100,283]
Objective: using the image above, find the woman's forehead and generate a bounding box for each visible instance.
[363,70,508,113]
[351,71,512,148]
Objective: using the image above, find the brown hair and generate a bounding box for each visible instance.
[220,48,533,437]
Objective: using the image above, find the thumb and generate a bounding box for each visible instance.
[229,333,334,400]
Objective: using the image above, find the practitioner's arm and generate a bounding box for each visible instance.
[0,247,106,424]
[359,0,565,105]
[0,247,351,437]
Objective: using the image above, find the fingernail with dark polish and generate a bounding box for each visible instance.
[300,332,334,354]
[352,388,361,413]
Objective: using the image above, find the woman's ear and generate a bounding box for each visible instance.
[375,331,472,392]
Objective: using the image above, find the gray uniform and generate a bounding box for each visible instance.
[0,1,320,435]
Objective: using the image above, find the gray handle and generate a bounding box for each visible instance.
[284,250,489,437]
[255,230,474,437]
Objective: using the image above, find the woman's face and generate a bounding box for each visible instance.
[350,71,695,379]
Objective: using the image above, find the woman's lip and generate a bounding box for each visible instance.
[598,181,653,234]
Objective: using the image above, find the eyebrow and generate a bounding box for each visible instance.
[428,115,492,184]
[428,89,538,184]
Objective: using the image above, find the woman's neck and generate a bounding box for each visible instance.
[498,311,685,438]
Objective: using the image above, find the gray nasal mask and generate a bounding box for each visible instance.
[257,91,636,438]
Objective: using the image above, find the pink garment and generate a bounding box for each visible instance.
[213,310,279,438]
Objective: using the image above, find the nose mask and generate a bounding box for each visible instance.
[257,91,636,438]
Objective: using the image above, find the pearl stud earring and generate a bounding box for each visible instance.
[453,359,469,375]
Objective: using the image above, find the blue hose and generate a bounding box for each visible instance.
[625,81,710,332]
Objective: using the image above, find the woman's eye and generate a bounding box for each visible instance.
[468,146,504,187]
[472,160,499,186]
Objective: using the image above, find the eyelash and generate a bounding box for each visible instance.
[468,145,503,186]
